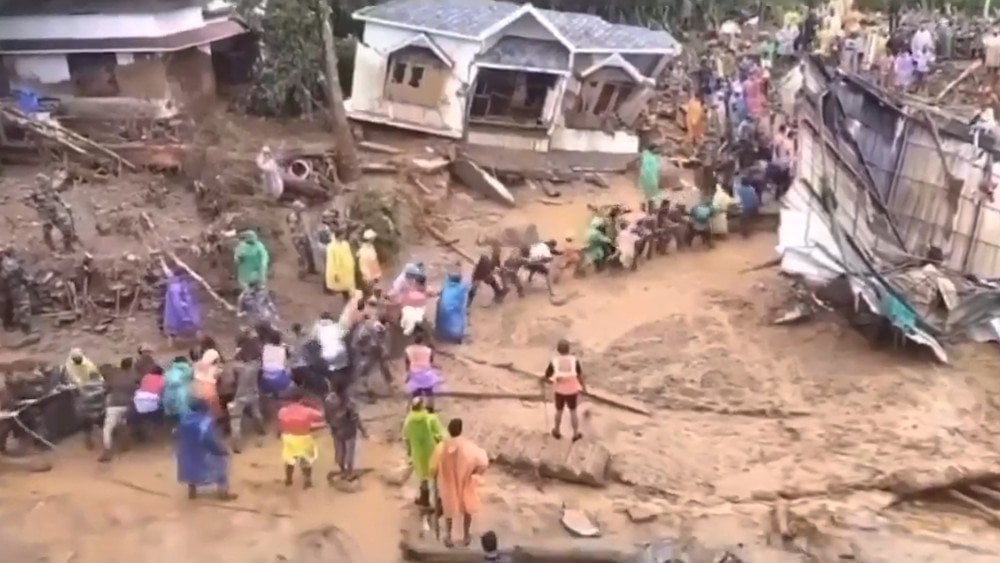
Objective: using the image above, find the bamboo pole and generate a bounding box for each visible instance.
[139,212,237,314]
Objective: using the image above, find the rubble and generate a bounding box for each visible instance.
[450,157,515,207]
[464,423,611,487]
[778,56,1000,362]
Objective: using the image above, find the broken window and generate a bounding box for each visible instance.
[468,68,557,127]
[384,47,447,108]
[391,62,407,84]
[67,53,119,97]
[566,73,642,130]
[408,66,424,88]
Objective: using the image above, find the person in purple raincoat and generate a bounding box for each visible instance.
[161,261,202,343]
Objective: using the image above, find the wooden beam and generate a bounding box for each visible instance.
[437,350,650,416]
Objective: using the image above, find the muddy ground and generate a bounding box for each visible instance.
[2,121,1000,562]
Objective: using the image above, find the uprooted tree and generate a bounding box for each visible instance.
[236,0,360,182]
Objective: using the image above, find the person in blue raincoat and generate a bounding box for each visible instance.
[435,272,470,344]
[176,398,236,500]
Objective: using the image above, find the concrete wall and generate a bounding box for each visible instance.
[549,126,638,153]
[0,7,205,41]
[467,126,550,151]
[5,47,215,111]
[346,22,479,137]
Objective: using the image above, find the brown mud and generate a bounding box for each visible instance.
[2,141,1000,561]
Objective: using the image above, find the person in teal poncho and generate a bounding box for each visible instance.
[638,147,662,204]
[234,230,269,290]
[583,217,612,271]
[163,356,194,420]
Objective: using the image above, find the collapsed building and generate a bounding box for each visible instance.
[780,56,1000,362]
[345,0,680,155]
[0,0,256,119]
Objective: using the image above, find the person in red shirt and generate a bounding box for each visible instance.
[277,388,325,488]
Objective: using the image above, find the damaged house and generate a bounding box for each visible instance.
[346,0,679,154]
[781,56,1000,362]
[0,0,256,117]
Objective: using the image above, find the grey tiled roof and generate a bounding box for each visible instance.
[355,0,678,52]
[355,0,520,38]
[478,36,569,71]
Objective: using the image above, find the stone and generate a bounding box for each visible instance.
[626,503,660,524]
[410,157,450,174]
[380,463,412,487]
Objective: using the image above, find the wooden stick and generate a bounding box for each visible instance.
[426,224,476,264]
[139,212,237,314]
[947,488,1000,525]
[968,484,1000,504]
[934,60,982,103]
[436,350,650,416]
[11,414,56,450]
[106,477,291,518]
[773,498,791,540]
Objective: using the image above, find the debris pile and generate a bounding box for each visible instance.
[778,56,1000,362]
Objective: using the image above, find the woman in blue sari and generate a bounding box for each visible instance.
[176,398,235,500]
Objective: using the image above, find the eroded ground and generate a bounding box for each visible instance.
[2,141,1000,562]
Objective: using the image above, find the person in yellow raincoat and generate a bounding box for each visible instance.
[685,93,706,148]
[325,229,356,299]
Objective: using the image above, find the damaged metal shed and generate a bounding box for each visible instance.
[781,57,1000,361]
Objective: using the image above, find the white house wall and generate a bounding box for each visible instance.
[9,54,70,85]
[0,7,205,40]
[549,126,639,153]
[346,22,479,138]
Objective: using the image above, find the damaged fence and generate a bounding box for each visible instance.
[780,57,1000,361]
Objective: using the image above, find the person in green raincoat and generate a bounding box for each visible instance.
[402,397,444,507]
[638,147,662,204]
[234,230,270,290]
[583,217,612,271]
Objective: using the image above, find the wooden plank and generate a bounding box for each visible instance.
[437,350,650,416]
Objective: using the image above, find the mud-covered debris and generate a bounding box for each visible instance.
[625,503,660,524]
[560,506,600,537]
[410,157,450,174]
[358,140,402,155]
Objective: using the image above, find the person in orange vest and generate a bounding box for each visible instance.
[543,339,587,441]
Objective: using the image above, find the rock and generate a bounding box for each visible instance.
[410,157,450,174]
[626,503,660,524]
[358,140,402,155]
[584,172,611,189]
[331,478,364,493]
[380,463,412,487]
[560,507,600,537]
[94,221,113,236]
[0,455,53,473]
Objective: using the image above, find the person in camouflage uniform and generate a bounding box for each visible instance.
[30,174,76,252]
[287,200,317,278]
[0,247,32,334]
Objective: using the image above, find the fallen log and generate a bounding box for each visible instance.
[139,212,237,314]
[1,105,137,171]
[436,350,650,416]
[280,174,331,201]
[400,537,636,562]
[359,140,402,155]
[935,60,982,103]
[948,489,1000,526]
[392,390,542,402]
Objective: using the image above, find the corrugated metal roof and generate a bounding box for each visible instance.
[477,36,568,71]
[355,0,679,52]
